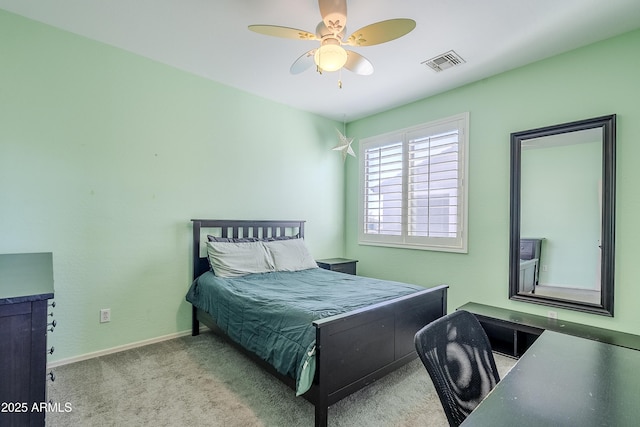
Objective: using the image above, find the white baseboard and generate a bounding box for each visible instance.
[47,326,208,369]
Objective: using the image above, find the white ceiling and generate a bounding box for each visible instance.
[2,0,640,122]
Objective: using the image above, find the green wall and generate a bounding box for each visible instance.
[0,10,345,362]
[345,29,640,333]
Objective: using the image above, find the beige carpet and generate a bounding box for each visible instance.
[46,331,516,427]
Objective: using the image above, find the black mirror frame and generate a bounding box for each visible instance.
[509,114,616,316]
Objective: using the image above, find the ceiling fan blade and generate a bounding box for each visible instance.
[318,0,347,35]
[344,50,374,75]
[290,49,317,74]
[248,25,317,41]
[345,18,416,47]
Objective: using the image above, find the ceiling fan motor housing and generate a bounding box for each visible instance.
[316,21,346,40]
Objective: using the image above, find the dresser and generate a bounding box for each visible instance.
[0,253,55,427]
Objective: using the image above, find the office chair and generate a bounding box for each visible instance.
[414,310,500,427]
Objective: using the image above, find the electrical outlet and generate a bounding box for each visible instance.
[542,264,548,272]
[100,308,111,323]
[547,310,558,319]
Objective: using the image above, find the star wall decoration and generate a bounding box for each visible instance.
[332,128,356,161]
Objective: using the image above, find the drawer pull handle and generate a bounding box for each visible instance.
[48,311,54,317]
[48,371,55,382]
[49,301,56,308]
[48,346,55,355]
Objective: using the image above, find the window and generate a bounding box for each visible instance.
[358,113,469,252]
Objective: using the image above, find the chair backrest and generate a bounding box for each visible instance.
[414,310,500,427]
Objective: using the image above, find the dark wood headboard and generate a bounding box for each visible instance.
[190,219,306,280]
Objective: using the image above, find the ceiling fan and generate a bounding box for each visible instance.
[248,0,416,77]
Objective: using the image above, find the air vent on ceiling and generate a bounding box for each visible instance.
[422,50,466,72]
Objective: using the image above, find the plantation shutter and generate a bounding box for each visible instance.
[363,141,403,236]
[358,112,468,252]
[407,128,460,239]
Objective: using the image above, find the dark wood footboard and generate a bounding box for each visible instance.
[309,285,447,427]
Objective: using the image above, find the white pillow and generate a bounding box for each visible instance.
[263,239,318,272]
[206,241,274,278]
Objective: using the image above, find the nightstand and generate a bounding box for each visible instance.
[316,258,358,275]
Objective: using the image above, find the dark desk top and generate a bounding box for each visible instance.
[460,302,640,351]
[462,330,640,426]
[0,252,54,304]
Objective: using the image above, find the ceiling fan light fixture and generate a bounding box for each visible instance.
[314,43,348,72]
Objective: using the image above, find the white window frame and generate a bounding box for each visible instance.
[358,112,469,253]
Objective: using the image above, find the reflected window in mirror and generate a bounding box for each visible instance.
[509,115,616,316]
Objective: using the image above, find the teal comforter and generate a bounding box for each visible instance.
[185,268,425,395]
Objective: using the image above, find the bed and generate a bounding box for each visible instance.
[187,219,448,427]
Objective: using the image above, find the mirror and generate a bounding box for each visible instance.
[509,115,616,316]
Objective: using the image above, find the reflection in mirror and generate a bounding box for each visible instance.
[521,129,601,303]
[509,115,616,316]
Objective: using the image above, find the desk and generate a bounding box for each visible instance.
[462,330,640,426]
